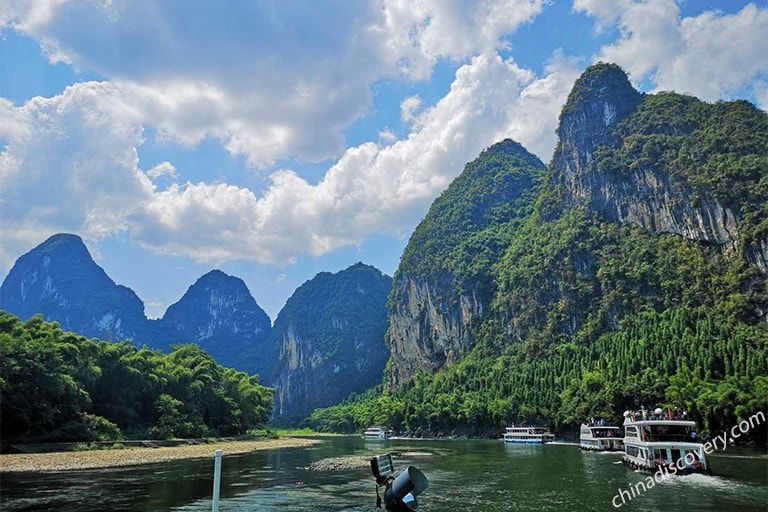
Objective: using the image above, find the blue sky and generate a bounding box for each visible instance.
[1,0,766,320]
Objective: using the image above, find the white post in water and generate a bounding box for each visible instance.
[212,449,223,512]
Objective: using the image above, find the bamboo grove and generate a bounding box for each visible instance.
[0,311,273,445]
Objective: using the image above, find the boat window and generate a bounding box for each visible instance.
[648,425,693,442]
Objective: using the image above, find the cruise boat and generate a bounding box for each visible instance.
[579,421,623,451]
[363,426,393,441]
[621,408,708,473]
[502,425,555,444]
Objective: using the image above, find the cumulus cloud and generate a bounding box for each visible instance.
[0,0,556,269]
[2,49,575,268]
[400,95,423,123]
[2,0,764,273]
[146,161,177,180]
[121,51,579,264]
[654,4,768,105]
[577,0,768,108]
[1,0,546,168]
[379,128,398,144]
[375,0,543,79]
[0,81,154,267]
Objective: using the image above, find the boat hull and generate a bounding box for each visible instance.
[504,438,550,444]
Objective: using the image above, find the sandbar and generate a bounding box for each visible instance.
[0,437,321,473]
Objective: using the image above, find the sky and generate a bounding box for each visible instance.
[1,0,766,321]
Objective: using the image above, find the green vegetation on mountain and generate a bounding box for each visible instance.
[0,311,273,445]
[308,65,768,441]
[597,92,768,247]
[396,138,545,296]
[271,263,391,424]
[309,220,767,438]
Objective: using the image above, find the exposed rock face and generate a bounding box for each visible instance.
[386,63,768,389]
[386,140,546,387]
[0,233,148,342]
[271,263,391,424]
[552,62,642,182]
[161,270,273,379]
[552,63,766,270]
[386,275,484,387]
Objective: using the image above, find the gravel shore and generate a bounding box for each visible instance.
[0,437,320,473]
[306,455,371,471]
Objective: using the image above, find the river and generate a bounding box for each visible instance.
[1,437,766,511]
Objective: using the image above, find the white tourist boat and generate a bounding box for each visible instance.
[503,425,555,444]
[621,408,708,473]
[363,426,393,441]
[579,421,623,451]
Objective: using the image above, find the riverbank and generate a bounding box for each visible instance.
[0,437,321,473]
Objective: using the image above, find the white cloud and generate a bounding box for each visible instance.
[579,1,768,108]
[1,0,547,168]
[121,51,578,264]
[0,81,155,269]
[654,4,768,105]
[400,95,423,123]
[594,0,682,80]
[573,0,627,28]
[754,80,768,111]
[147,161,177,180]
[375,0,544,79]
[1,0,560,270]
[0,36,577,271]
[379,128,398,144]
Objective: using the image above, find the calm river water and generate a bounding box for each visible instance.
[1,437,766,511]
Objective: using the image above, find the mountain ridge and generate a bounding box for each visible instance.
[309,63,767,439]
[271,262,391,424]
[0,235,393,395]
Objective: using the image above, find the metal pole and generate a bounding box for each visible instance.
[212,449,223,512]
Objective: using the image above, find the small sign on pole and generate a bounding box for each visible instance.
[212,449,223,512]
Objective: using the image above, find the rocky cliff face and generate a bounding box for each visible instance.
[162,270,273,379]
[386,140,546,387]
[0,233,149,341]
[386,275,485,387]
[386,63,767,390]
[551,63,767,270]
[271,263,391,424]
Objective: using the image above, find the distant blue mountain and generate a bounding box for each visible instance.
[271,262,392,424]
[0,235,394,422]
[0,234,150,342]
[162,269,273,380]
[0,233,273,376]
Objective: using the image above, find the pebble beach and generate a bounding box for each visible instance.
[0,437,320,473]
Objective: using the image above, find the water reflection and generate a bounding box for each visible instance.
[1,438,765,511]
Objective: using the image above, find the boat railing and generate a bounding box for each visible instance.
[624,409,692,422]
[644,433,698,443]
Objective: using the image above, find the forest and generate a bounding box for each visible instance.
[0,311,273,446]
[307,219,768,441]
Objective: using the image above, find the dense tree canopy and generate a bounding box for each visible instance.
[0,311,273,444]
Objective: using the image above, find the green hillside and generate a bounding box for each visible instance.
[307,65,768,440]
